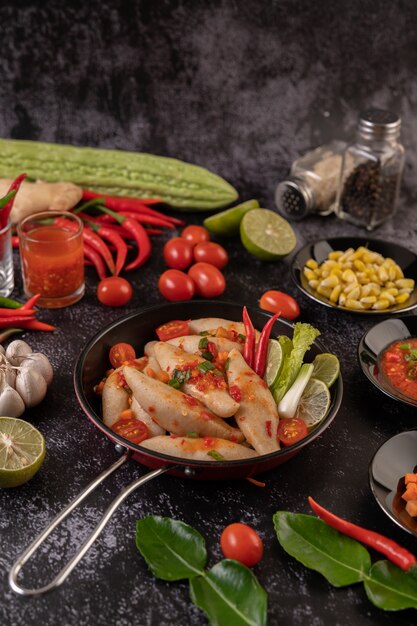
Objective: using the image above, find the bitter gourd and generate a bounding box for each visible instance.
[0,139,238,211]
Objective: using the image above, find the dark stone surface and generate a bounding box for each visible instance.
[1,1,417,625]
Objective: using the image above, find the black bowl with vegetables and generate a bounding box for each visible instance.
[74,300,343,480]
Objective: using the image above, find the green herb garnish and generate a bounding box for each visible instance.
[207,450,225,461]
[224,357,230,371]
[197,360,216,374]
[238,333,246,342]
[400,343,411,350]
[200,351,214,361]
[168,368,191,388]
[198,337,209,350]
[186,432,199,438]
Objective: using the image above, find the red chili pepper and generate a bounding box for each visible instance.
[0,315,38,327]
[81,216,128,276]
[83,243,106,280]
[308,497,417,572]
[0,173,27,228]
[16,318,56,332]
[54,216,115,275]
[12,235,19,248]
[242,306,256,369]
[253,311,281,377]
[0,308,36,317]
[20,293,41,310]
[117,211,174,229]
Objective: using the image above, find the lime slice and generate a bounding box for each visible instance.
[312,353,340,388]
[240,209,297,261]
[203,200,260,236]
[0,417,46,488]
[264,339,283,387]
[296,378,331,428]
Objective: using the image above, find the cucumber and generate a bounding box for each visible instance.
[0,139,238,211]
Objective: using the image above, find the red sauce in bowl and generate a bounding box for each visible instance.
[379,338,417,400]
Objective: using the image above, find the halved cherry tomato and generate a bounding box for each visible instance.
[97,276,133,307]
[156,320,190,341]
[188,262,226,298]
[220,523,264,567]
[158,269,195,301]
[163,237,194,270]
[181,225,210,246]
[109,342,136,367]
[111,418,148,444]
[259,290,300,320]
[277,418,308,446]
[193,242,229,269]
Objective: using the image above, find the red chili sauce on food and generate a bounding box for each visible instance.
[380,338,417,399]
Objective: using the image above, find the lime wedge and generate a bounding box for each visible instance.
[311,353,340,388]
[240,209,297,261]
[296,378,331,429]
[203,200,260,236]
[0,417,46,488]
[264,339,283,387]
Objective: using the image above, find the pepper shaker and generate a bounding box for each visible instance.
[333,109,405,230]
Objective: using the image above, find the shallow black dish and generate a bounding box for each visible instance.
[369,429,417,538]
[358,315,417,407]
[291,237,417,315]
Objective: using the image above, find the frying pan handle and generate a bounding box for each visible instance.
[8,450,177,596]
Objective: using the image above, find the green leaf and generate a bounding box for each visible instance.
[136,516,207,580]
[273,511,371,587]
[190,560,267,626]
[365,560,417,611]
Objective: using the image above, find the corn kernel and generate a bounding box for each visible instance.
[396,292,410,304]
[378,266,389,282]
[328,251,343,260]
[305,259,318,270]
[304,268,316,281]
[319,275,339,288]
[353,259,365,272]
[395,278,415,290]
[372,298,390,310]
[342,268,356,283]
[345,298,365,310]
[344,281,359,295]
[329,284,342,303]
[380,291,396,305]
[308,279,319,289]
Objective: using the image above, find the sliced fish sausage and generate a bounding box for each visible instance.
[140,435,258,461]
[188,317,260,339]
[131,397,165,437]
[102,368,130,428]
[167,335,243,354]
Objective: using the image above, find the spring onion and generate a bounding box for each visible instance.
[277,363,314,419]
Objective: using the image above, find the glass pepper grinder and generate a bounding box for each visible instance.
[333,109,405,230]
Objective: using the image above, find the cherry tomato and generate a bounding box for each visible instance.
[111,418,148,444]
[97,276,133,307]
[220,523,264,567]
[156,320,190,341]
[259,290,300,320]
[163,237,194,270]
[193,242,229,269]
[109,342,136,367]
[158,269,195,301]
[188,262,226,298]
[181,224,210,247]
[277,418,308,446]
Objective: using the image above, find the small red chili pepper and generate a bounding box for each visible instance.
[118,211,174,229]
[0,315,38,327]
[83,243,106,280]
[12,235,20,248]
[16,319,56,332]
[0,173,27,228]
[253,311,281,377]
[0,308,36,317]
[308,496,417,572]
[20,293,41,310]
[242,306,256,369]
[54,216,115,275]
[81,216,128,276]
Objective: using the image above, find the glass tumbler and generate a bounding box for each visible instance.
[17,211,84,308]
[0,219,14,297]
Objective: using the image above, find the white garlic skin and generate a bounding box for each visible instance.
[15,366,48,408]
[20,352,53,386]
[6,340,33,366]
[0,382,25,417]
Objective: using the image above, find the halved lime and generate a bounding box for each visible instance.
[203,199,260,236]
[0,417,46,488]
[296,378,331,428]
[240,209,297,261]
[264,339,283,387]
[312,353,340,388]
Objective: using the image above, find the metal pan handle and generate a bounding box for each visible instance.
[9,448,177,596]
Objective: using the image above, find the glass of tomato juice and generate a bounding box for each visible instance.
[17,210,84,308]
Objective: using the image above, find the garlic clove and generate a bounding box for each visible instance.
[6,340,33,366]
[0,383,25,417]
[20,352,53,386]
[3,363,16,389]
[0,345,5,357]
[15,366,47,408]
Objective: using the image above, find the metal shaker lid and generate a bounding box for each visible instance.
[358,109,401,139]
[275,178,314,220]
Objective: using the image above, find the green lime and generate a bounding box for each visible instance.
[203,200,260,236]
[0,417,46,488]
[240,209,297,261]
[264,339,283,388]
[296,378,331,429]
[311,353,340,388]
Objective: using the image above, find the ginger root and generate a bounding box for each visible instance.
[0,179,83,224]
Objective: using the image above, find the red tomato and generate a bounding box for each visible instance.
[158,269,195,301]
[220,523,264,567]
[163,237,194,270]
[97,276,133,307]
[111,418,148,444]
[259,290,300,320]
[181,225,210,246]
[277,418,308,446]
[156,320,190,341]
[193,242,229,269]
[109,342,136,368]
[188,262,226,298]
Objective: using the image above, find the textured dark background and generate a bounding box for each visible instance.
[1,1,417,626]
